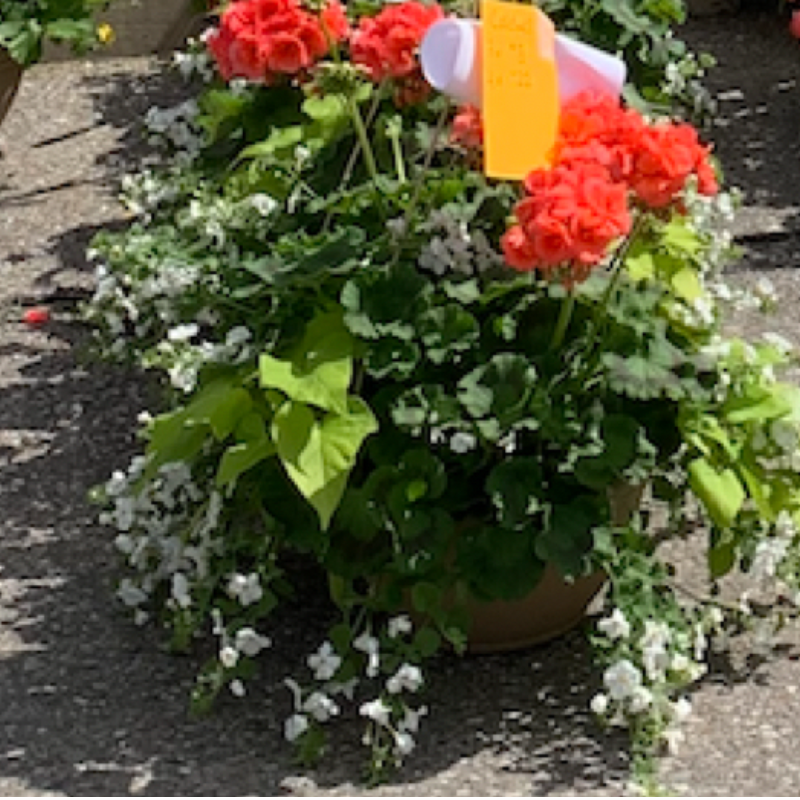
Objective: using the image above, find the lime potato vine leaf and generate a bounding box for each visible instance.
[688,456,745,529]
[259,311,354,415]
[271,398,378,529]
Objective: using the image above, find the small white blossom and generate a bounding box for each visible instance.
[307,641,341,681]
[386,663,423,694]
[227,572,263,606]
[284,713,309,742]
[598,608,631,640]
[399,704,428,733]
[235,627,271,656]
[353,631,380,678]
[590,693,609,715]
[303,691,340,722]
[750,537,789,581]
[449,431,477,453]
[672,697,693,723]
[220,645,239,669]
[387,615,412,639]
[359,698,392,726]
[247,193,277,216]
[171,572,192,609]
[117,578,148,607]
[640,621,671,680]
[662,726,685,755]
[603,659,643,701]
[628,686,653,714]
[167,323,198,343]
[394,731,415,756]
[229,679,246,697]
[225,326,251,347]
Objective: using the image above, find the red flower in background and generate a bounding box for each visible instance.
[206,0,348,83]
[502,92,718,284]
[350,1,443,102]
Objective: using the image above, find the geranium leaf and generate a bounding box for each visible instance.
[486,457,543,529]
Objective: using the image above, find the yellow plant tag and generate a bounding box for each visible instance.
[480,0,559,180]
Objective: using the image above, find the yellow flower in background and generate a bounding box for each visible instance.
[97,23,115,45]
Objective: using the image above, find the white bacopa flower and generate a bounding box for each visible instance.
[225,326,251,347]
[167,322,199,342]
[387,615,412,639]
[386,663,423,695]
[303,691,340,722]
[750,537,789,581]
[662,726,685,755]
[113,496,136,531]
[353,631,380,678]
[227,572,263,606]
[105,470,129,497]
[590,693,609,715]
[628,686,653,714]
[229,679,246,697]
[234,627,272,657]
[307,641,341,681]
[247,193,277,216]
[449,431,477,454]
[640,620,672,680]
[399,704,428,733]
[117,578,148,607]
[598,608,631,640]
[603,659,643,701]
[284,713,309,742]
[672,697,693,724]
[359,698,392,726]
[220,645,239,669]
[171,572,192,609]
[394,731,415,756]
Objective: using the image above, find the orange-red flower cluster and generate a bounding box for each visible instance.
[206,0,348,83]
[350,2,443,82]
[502,164,631,284]
[502,92,719,284]
[206,0,442,102]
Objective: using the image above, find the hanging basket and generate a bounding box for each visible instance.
[0,48,22,130]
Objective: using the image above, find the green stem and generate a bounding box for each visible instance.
[550,290,576,352]
[389,125,407,184]
[389,102,451,265]
[605,216,644,299]
[348,96,380,186]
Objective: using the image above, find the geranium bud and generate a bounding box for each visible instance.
[23,307,50,326]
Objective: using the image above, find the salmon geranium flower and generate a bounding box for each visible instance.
[206,0,349,83]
